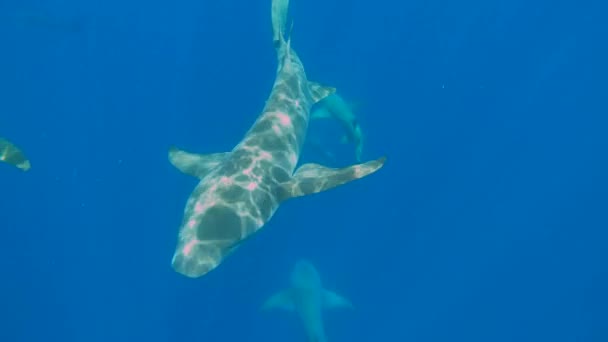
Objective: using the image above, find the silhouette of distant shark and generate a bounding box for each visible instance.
[311,93,365,162]
[263,259,353,342]
[168,0,386,278]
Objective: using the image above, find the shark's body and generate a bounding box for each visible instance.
[0,137,30,171]
[263,259,352,342]
[168,0,385,278]
[310,93,364,162]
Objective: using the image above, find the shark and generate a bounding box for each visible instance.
[167,0,386,278]
[262,259,353,342]
[310,93,365,162]
[0,137,31,171]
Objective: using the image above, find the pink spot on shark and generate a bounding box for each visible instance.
[277,112,292,126]
[220,176,233,185]
[183,239,199,256]
[260,151,272,160]
[187,219,197,229]
[246,182,258,191]
[272,124,282,135]
[194,202,204,213]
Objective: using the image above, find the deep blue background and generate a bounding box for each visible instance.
[1,0,606,341]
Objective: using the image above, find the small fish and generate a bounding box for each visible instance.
[0,137,31,171]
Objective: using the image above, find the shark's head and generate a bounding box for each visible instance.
[171,206,242,277]
[290,259,322,290]
[171,174,271,278]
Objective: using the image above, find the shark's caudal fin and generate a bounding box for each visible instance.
[0,137,31,171]
[168,146,229,178]
[278,156,386,200]
[271,0,335,105]
[271,0,290,47]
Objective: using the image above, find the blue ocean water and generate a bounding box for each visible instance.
[1,0,606,341]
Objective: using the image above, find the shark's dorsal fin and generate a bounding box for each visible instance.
[308,82,336,104]
[168,146,229,178]
[322,289,353,309]
[278,157,386,200]
[262,290,295,311]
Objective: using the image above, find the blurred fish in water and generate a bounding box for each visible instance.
[262,259,353,342]
[0,137,31,171]
[310,93,365,162]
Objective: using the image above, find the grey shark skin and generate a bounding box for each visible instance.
[0,137,31,171]
[168,0,386,278]
[311,93,364,162]
[262,259,353,342]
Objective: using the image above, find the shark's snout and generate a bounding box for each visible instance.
[291,259,322,288]
[294,259,316,272]
[171,244,222,278]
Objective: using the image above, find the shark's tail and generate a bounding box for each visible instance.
[270,0,336,104]
[271,0,290,49]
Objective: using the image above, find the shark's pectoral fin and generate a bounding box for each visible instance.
[322,289,353,309]
[308,82,336,104]
[261,290,295,311]
[279,157,386,200]
[168,146,229,178]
